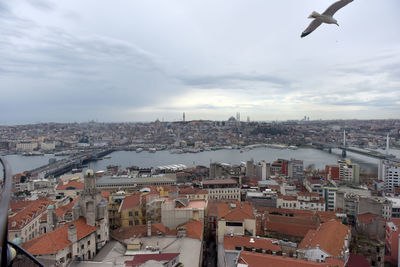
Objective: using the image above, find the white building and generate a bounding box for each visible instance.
[338,160,360,184]
[381,161,400,192]
[277,192,325,211]
[16,142,38,151]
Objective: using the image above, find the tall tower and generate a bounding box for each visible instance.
[342,129,347,158]
[386,133,390,155]
[183,112,185,122]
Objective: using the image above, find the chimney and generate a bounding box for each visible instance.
[68,225,77,243]
[147,220,151,237]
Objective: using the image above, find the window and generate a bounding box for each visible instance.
[88,240,90,246]
[226,222,243,227]
[81,244,84,250]
[134,211,139,216]
[129,211,133,216]
[129,220,133,226]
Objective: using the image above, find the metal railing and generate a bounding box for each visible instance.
[0,157,44,267]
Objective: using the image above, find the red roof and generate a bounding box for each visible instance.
[125,253,180,267]
[224,236,281,251]
[218,202,255,221]
[8,198,54,230]
[202,178,238,185]
[298,220,350,257]
[264,214,320,237]
[182,220,203,240]
[111,223,168,240]
[53,198,79,218]
[346,254,371,267]
[56,180,84,190]
[23,218,98,255]
[120,194,141,211]
[238,251,344,267]
[357,213,385,225]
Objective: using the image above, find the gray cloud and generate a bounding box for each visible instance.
[178,73,291,88]
[0,0,400,123]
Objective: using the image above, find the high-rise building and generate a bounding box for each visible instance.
[381,160,400,192]
[246,160,255,177]
[288,159,304,182]
[338,160,360,184]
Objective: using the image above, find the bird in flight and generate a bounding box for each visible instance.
[301,0,353,38]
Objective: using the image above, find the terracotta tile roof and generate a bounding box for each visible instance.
[238,251,344,267]
[22,218,98,255]
[101,191,110,199]
[218,202,255,221]
[111,223,168,240]
[56,180,84,190]
[207,201,219,217]
[179,187,208,195]
[182,220,203,240]
[224,236,281,251]
[357,213,385,225]
[346,254,371,267]
[125,253,180,267]
[280,195,297,201]
[53,198,79,218]
[120,193,141,211]
[202,178,238,185]
[264,214,320,237]
[298,219,350,257]
[254,206,338,223]
[8,199,54,230]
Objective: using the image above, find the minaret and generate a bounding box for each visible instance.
[386,133,390,155]
[342,129,347,158]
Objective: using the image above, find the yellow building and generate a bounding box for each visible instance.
[119,193,145,227]
[107,191,126,229]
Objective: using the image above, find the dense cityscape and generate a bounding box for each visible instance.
[1,0,399,266]
[1,118,400,267]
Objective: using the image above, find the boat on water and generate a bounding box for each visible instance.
[136,148,143,153]
[148,148,156,153]
[22,152,44,156]
[103,155,112,159]
[288,145,298,150]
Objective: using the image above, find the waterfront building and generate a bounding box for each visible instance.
[288,159,304,182]
[16,141,38,151]
[95,174,177,191]
[338,160,360,184]
[381,160,400,192]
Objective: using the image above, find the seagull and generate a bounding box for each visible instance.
[301,0,353,38]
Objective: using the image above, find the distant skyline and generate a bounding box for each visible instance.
[1,0,399,124]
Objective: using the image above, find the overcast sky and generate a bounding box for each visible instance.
[0,0,399,124]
